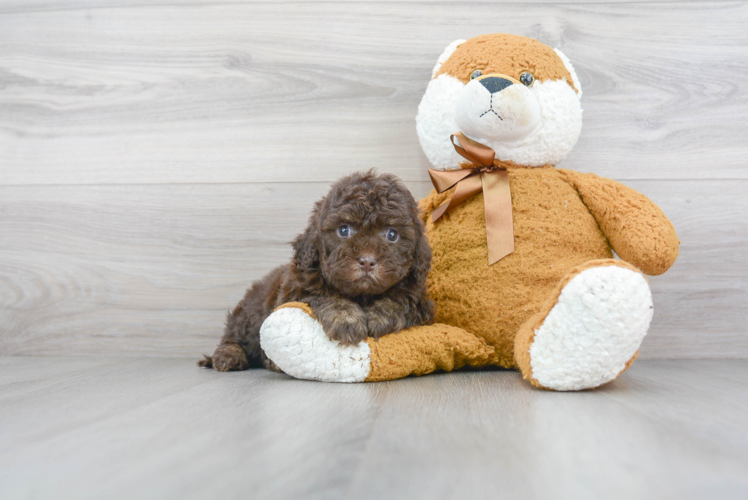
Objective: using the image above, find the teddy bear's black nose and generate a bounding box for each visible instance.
[479,77,513,94]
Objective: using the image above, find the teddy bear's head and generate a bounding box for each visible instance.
[416,33,583,170]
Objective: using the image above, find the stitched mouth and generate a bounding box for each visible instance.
[479,94,503,120]
[479,108,502,120]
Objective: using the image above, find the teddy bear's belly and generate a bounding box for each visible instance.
[425,168,612,368]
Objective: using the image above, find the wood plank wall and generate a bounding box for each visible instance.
[1,1,746,358]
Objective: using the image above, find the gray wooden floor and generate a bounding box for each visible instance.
[1,358,747,500]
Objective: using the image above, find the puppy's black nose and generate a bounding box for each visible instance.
[479,77,513,94]
[358,256,377,272]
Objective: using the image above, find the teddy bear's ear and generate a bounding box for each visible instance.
[431,39,466,79]
[554,48,583,99]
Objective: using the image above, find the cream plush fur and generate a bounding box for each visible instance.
[417,46,583,170]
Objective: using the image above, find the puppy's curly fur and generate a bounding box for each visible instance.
[199,170,435,372]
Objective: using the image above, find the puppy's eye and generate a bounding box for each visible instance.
[470,69,482,80]
[519,71,535,87]
[337,225,351,238]
[385,229,399,242]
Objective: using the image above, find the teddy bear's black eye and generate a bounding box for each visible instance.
[385,229,399,242]
[470,70,482,80]
[519,71,535,87]
[337,225,351,238]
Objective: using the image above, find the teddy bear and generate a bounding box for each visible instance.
[258,33,679,391]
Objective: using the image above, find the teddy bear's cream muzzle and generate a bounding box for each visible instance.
[454,73,541,143]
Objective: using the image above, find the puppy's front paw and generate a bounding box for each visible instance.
[315,302,368,345]
[365,298,406,340]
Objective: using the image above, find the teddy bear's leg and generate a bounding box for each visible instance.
[514,259,652,391]
[260,302,498,383]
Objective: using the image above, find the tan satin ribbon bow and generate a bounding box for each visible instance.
[428,132,514,265]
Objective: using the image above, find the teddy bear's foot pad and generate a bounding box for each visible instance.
[526,263,653,391]
[260,303,372,383]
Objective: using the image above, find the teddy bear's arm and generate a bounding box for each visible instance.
[559,169,679,275]
[260,302,498,382]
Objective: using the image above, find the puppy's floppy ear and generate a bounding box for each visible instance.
[292,200,322,272]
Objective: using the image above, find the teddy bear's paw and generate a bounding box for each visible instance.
[527,264,653,391]
[259,303,371,383]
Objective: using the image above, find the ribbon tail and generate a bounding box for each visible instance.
[431,174,482,223]
[482,170,514,265]
[431,200,451,222]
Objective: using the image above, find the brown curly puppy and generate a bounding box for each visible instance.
[199,170,435,372]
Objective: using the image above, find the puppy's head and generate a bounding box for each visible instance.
[416,33,583,169]
[293,170,429,297]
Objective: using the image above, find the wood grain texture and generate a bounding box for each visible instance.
[1,179,746,358]
[0,2,747,185]
[1,1,747,358]
[0,0,708,15]
[1,357,747,500]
